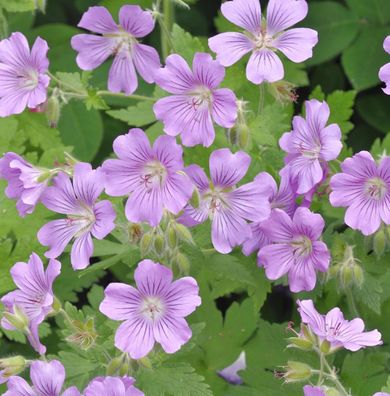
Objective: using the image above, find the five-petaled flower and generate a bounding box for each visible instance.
[1,253,61,355]
[84,376,143,396]
[258,207,330,292]
[303,385,326,396]
[208,0,318,84]
[71,5,160,95]
[100,259,201,359]
[4,360,80,396]
[330,151,390,236]
[0,152,50,216]
[180,148,271,254]
[379,35,390,95]
[279,99,342,195]
[102,128,194,227]
[38,162,116,270]
[154,52,238,147]
[0,32,50,117]
[298,299,382,352]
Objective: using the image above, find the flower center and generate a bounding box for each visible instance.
[20,68,39,90]
[291,236,312,257]
[140,296,165,321]
[188,86,212,111]
[254,32,274,50]
[105,30,137,55]
[325,321,342,337]
[365,177,387,200]
[298,142,321,159]
[141,160,167,190]
[66,205,96,237]
[203,186,231,218]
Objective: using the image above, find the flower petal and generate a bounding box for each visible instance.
[108,52,138,95]
[73,162,105,206]
[192,52,225,89]
[185,164,209,192]
[212,88,238,128]
[345,198,381,236]
[71,34,115,70]
[266,0,308,35]
[154,316,192,354]
[293,207,325,240]
[246,49,284,84]
[91,200,116,239]
[273,28,318,63]
[261,208,293,242]
[119,5,155,37]
[132,43,160,84]
[78,6,118,33]
[4,376,35,396]
[288,258,317,292]
[134,260,172,295]
[297,299,326,336]
[70,232,93,270]
[30,360,65,395]
[30,36,49,72]
[259,243,294,279]
[166,277,201,317]
[208,32,253,67]
[379,63,390,95]
[161,173,193,216]
[310,241,330,272]
[100,283,142,320]
[221,0,261,34]
[210,148,250,187]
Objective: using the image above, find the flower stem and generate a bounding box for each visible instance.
[161,0,175,59]
[96,90,155,102]
[322,356,350,396]
[345,287,360,318]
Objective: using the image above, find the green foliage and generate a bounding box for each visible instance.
[107,100,156,127]
[171,24,205,64]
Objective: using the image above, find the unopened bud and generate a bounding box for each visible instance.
[0,356,27,379]
[129,223,143,244]
[140,232,153,255]
[119,362,129,376]
[167,224,177,249]
[301,324,317,344]
[36,170,52,183]
[65,318,97,350]
[373,228,386,257]
[138,356,152,369]
[353,264,364,288]
[154,234,165,255]
[174,223,194,244]
[3,306,29,331]
[341,266,354,287]
[325,388,342,396]
[45,96,61,128]
[320,340,331,354]
[283,361,312,383]
[286,337,313,351]
[106,357,123,375]
[189,188,200,209]
[175,252,190,275]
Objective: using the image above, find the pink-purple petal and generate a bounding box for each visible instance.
[119,5,155,38]
[221,0,261,34]
[132,43,160,84]
[212,88,238,128]
[246,49,284,84]
[108,52,138,95]
[77,6,118,33]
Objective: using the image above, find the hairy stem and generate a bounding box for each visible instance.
[161,0,175,59]
[322,356,350,396]
[97,90,155,102]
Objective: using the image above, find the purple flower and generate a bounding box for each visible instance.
[279,99,342,195]
[330,151,390,236]
[379,36,390,95]
[38,162,116,270]
[1,253,61,355]
[218,351,246,385]
[374,393,390,396]
[180,148,271,254]
[303,385,325,396]
[298,299,382,352]
[258,207,330,292]
[153,52,238,147]
[102,128,193,227]
[71,5,160,95]
[4,360,80,396]
[208,0,318,84]
[0,32,49,117]
[0,152,50,216]
[100,259,201,359]
[242,171,297,256]
[84,376,143,396]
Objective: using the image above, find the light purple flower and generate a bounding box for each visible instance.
[379,36,390,95]
[298,299,382,352]
[279,99,342,195]
[38,162,116,270]
[4,360,80,396]
[242,171,296,256]
[0,32,49,117]
[258,207,330,293]
[84,376,143,396]
[330,151,390,236]
[374,393,390,396]
[218,351,246,385]
[180,148,271,254]
[303,385,325,396]
[102,128,193,227]
[208,0,318,84]
[71,5,160,95]
[153,52,238,147]
[1,253,61,355]
[100,259,201,359]
[0,152,50,216]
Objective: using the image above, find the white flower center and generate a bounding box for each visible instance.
[203,187,230,218]
[105,29,137,55]
[66,204,96,237]
[188,86,213,112]
[365,177,387,200]
[291,236,312,257]
[325,321,342,338]
[20,68,39,90]
[140,296,165,321]
[254,32,274,50]
[141,160,167,189]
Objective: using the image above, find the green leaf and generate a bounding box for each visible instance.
[326,90,357,136]
[0,0,36,12]
[58,100,103,162]
[356,94,390,134]
[171,24,205,64]
[345,0,390,25]
[304,1,360,66]
[342,26,390,91]
[55,72,87,94]
[107,100,156,126]
[137,362,213,396]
